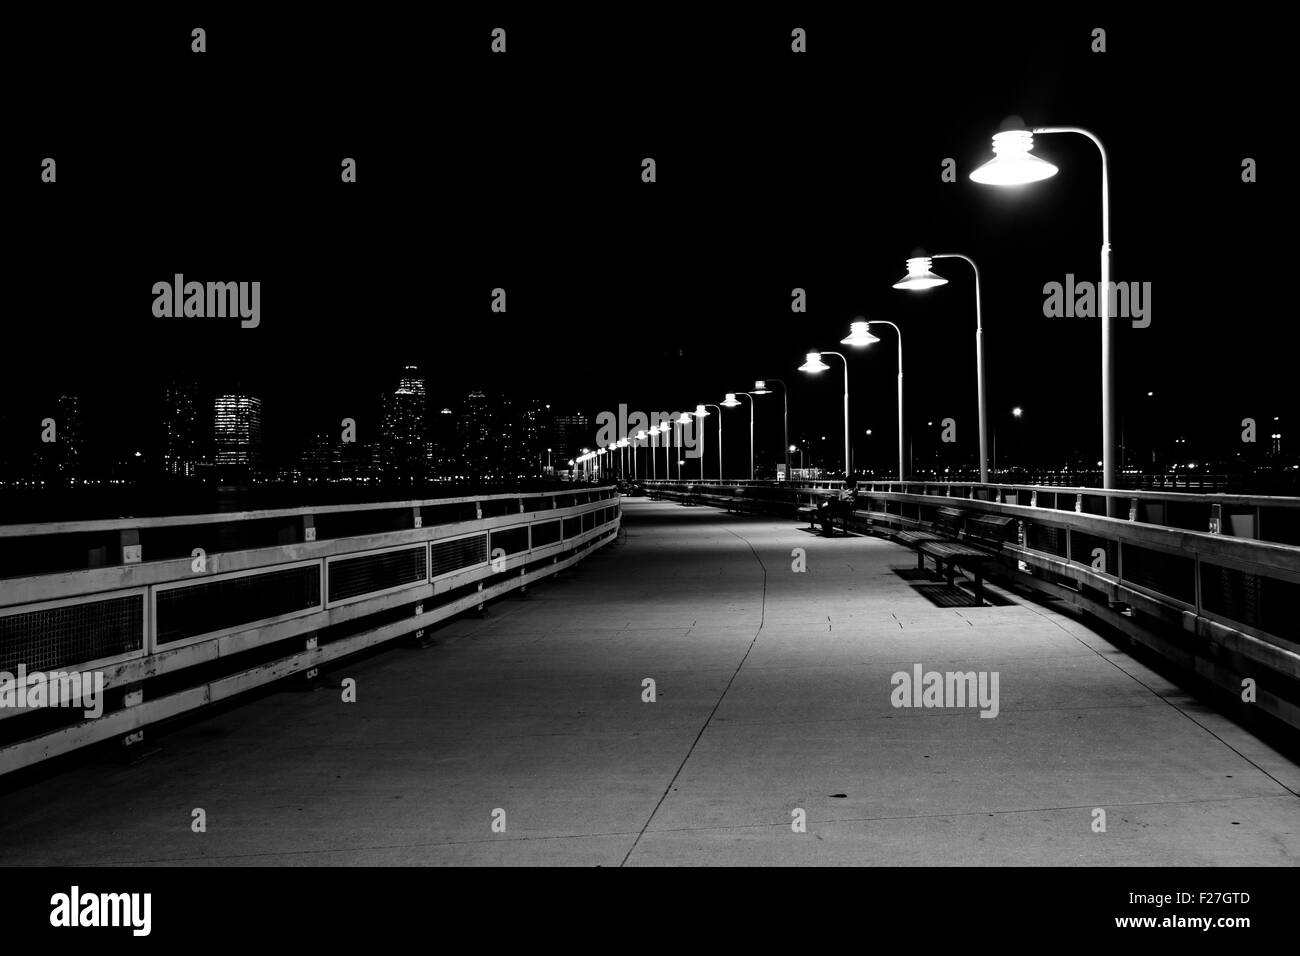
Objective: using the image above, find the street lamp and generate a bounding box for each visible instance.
[676,412,694,480]
[842,321,904,482]
[971,126,1116,511]
[721,392,755,480]
[798,350,851,477]
[635,430,648,480]
[693,404,714,481]
[893,253,989,483]
[752,378,790,480]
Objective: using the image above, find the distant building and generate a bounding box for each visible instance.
[517,400,551,476]
[380,365,429,483]
[549,412,588,470]
[42,394,84,484]
[213,394,263,467]
[162,379,201,477]
[458,390,494,480]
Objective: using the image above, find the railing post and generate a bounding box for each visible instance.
[302,634,320,685]
[413,602,433,647]
[412,507,422,530]
[119,686,149,762]
[1128,497,1138,522]
[302,515,316,542]
[1074,494,1084,514]
[1208,503,1221,535]
[120,529,141,565]
[1030,490,1038,509]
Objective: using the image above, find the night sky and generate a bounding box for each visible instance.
[4,8,1288,474]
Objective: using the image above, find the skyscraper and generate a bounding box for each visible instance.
[213,394,263,468]
[549,411,589,469]
[162,379,201,477]
[458,390,493,480]
[42,394,84,485]
[381,365,429,483]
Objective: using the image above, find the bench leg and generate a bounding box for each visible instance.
[917,551,925,571]
[945,561,956,586]
[973,573,984,606]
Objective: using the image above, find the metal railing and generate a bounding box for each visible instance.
[0,486,622,775]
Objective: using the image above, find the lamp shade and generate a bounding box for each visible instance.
[694,404,710,418]
[677,412,692,424]
[841,321,881,347]
[798,351,830,373]
[752,379,771,395]
[969,130,1058,186]
[635,430,647,440]
[721,392,741,407]
[893,256,948,291]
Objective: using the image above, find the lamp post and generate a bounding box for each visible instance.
[676,412,693,480]
[971,126,1116,511]
[842,320,905,481]
[693,404,716,481]
[752,378,790,480]
[657,421,670,479]
[634,430,647,479]
[893,254,988,483]
[797,350,850,477]
[721,392,755,480]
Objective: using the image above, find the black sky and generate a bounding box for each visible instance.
[4,7,1290,474]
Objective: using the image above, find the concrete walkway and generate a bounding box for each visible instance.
[1,498,1297,865]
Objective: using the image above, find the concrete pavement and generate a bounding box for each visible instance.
[0,497,1296,866]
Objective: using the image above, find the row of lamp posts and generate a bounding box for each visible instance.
[582,125,1113,500]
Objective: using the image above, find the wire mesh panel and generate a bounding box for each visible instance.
[156,565,320,646]
[1025,523,1067,557]
[530,520,561,547]
[1069,530,1118,575]
[1120,544,1195,605]
[1199,563,1261,634]
[490,527,529,557]
[328,546,427,603]
[429,534,487,579]
[0,593,143,672]
[1199,563,1300,643]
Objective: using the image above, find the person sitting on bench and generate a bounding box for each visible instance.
[817,477,856,536]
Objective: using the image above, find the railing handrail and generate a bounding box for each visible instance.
[861,487,1300,572]
[862,480,1300,509]
[0,484,619,539]
[641,478,1300,509]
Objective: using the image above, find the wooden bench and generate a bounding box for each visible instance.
[795,495,821,529]
[915,512,1016,605]
[892,505,964,553]
[797,493,854,536]
[727,487,756,515]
